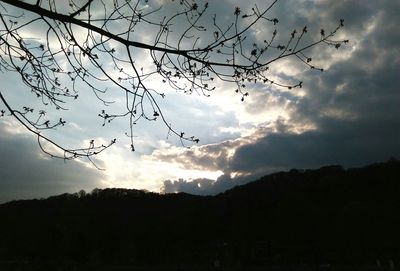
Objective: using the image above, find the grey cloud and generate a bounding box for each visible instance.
[230,0,400,174]
[244,90,294,116]
[162,178,223,196]
[152,139,241,172]
[153,117,302,177]
[292,10,400,122]
[313,1,398,37]
[161,172,256,196]
[231,117,400,174]
[159,0,400,195]
[231,1,400,173]
[0,125,105,203]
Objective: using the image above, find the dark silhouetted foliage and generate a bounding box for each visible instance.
[0,159,399,270]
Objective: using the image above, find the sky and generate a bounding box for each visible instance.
[0,0,399,203]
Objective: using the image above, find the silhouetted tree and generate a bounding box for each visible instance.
[0,0,347,163]
[0,160,399,268]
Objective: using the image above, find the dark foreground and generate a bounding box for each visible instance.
[0,262,398,271]
[0,160,399,269]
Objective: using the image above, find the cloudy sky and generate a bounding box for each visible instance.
[0,0,399,203]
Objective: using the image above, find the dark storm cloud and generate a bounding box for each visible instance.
[230,0,400,174]
[0,124,104,203]
[160,0,400,195]
[231,117,400,173]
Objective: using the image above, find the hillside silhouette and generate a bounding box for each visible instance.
[0,159,399,270]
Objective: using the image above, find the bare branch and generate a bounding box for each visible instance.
[0,0,347,165]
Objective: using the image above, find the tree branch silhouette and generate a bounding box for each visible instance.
[0,0,347,163]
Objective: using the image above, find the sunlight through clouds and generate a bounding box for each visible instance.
[94,142,224,191]
[1,0,399,201]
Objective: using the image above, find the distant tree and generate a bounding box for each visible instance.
[0,0,347,163]
[78,189,86,198]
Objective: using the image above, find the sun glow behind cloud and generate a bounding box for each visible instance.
[1,0,399,202]
[0,0,339,193]
[94,142,225,191]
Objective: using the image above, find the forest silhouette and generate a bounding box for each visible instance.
[0,159,399,270]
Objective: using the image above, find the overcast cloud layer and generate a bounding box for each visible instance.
[0,122,104,203]
[156,0,400,195]
[1,0,399,201]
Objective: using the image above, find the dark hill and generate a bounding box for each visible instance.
[0,160,399,270]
